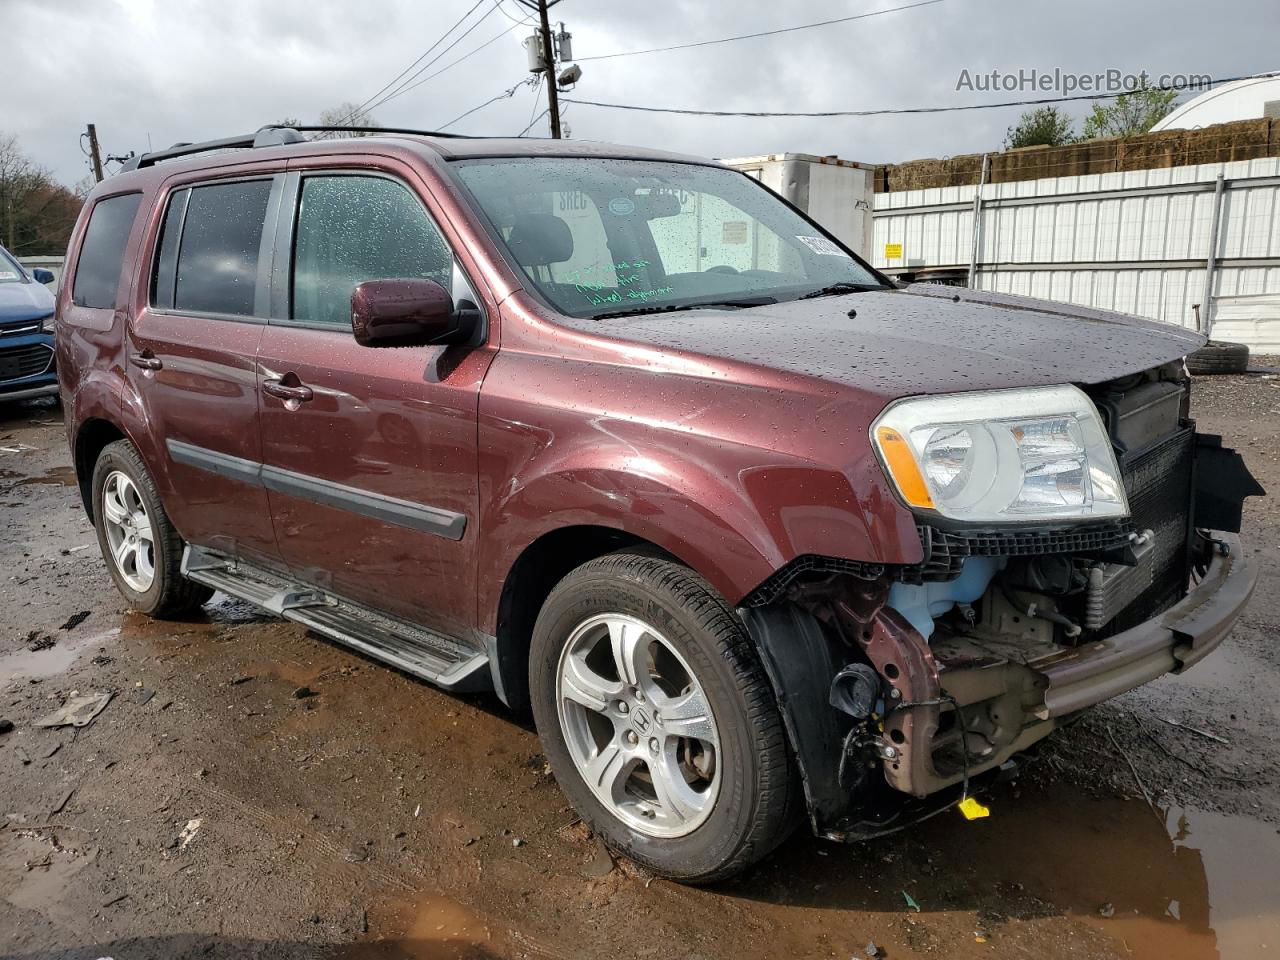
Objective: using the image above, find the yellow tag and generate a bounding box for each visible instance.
[959,796,990,820]
[884,242,903,260]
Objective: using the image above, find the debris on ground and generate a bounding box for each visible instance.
[902,891,921,913]
[0,719,13,735]
[1098,903,1116,919]
[33,692,113,729]
[26,631,56,652]
[58,611,91,631]
[864,941,881,957]
[177,818,203,849]
[291,685,317,699]
[49,788,75,816]
[1159,716,1230,745]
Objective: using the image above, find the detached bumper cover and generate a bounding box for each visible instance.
[1036,532,1254,717]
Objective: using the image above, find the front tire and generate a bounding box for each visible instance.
[91,440,212,619]
[530,552,796,883]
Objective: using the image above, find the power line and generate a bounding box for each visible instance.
[333,0,493,129]
[363,14,532,115]
[496,0,529,23]
[563,71,1280,119]
[517,108,550,137]
[576,0,946,62]
[438,78,536,131]
[361,2,506,117]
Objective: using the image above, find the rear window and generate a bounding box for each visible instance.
[161,179,272,317]
[73,193,142,309]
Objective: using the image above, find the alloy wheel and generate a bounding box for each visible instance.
[556,613,720,838]
[101,470,156,592]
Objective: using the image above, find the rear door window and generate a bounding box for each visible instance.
[291,175,453,327]
[72,193,142,309]
[171,179,272,317]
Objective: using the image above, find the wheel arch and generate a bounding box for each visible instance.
[72,417,129,522]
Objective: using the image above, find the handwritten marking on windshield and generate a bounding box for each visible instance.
[584,285,675,307]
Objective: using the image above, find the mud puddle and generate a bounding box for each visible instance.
[910,782,1280,959]
[14,464,77,487]
[341,894,507,959]
[0,628,118,683]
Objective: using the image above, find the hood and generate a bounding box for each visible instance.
[0,278,56,326]
[582,284,1205,399]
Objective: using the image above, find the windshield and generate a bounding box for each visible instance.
[0,246,25,284]
[452,157,886,319]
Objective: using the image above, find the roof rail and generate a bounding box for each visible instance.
[118,125,480,172]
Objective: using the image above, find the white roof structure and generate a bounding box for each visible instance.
[1153,75,1280,131]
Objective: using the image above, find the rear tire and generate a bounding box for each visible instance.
[91,440,212,619]
[529,551,797,883]
[1187,340,1249,375]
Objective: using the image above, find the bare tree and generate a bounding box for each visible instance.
[0,132,83,255]
[316,103,379,137]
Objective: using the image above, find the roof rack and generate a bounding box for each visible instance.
[118,125,478,172]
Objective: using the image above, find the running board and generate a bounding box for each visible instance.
[181,545,490,692]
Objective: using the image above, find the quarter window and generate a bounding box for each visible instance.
[172,179,272,317]
[292,175,453,327]
[73,193,142,309]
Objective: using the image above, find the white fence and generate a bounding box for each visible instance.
[872,157,1280,351]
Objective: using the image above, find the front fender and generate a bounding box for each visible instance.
[477,457,779,635]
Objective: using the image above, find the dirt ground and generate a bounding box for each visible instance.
[2,365,1278,960]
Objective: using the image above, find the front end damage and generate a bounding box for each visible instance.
[742,364,1263,839]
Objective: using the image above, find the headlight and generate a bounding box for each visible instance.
[872,385,1127,523]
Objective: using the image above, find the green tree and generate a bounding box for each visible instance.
[1004,107,1077,149]
[1082,79,1178,139]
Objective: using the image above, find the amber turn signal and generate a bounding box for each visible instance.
[874,426,935,509]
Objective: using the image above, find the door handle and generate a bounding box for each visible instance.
[129,352,163,371]
[262,378,314,403]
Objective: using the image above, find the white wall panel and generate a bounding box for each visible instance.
[871,157,1280,348]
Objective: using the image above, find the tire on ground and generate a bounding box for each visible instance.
[91,439,212,619]
[1187,340,1249,375]
[529,551,798,883]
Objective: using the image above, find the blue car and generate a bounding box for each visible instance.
[0,244,57,402]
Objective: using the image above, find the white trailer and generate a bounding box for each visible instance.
[722,153,875,260]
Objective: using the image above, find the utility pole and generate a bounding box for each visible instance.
[86,124,105,182]
[519,0,567,138]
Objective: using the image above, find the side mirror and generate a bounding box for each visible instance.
[351,278,471,348]
[32,268,55,285]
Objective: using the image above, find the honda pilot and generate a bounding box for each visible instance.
[56,126,1261,882]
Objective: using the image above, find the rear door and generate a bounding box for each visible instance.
[126,172,283,566]
[256,162,497,636]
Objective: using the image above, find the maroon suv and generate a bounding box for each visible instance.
[57,127,1261,882]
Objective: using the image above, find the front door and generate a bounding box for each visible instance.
[126,174,283,567]
[256,169,495,637]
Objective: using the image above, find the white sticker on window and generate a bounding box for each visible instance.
[0,270,19,280]
[795,235,849,257]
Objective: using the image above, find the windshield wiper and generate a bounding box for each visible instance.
[797,281,886,300]
[593,296,777,320]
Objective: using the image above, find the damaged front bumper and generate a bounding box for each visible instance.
[884,531,1254,800]
[744,531,1255,839]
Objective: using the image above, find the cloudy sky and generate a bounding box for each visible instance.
[6,0,1279,188]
